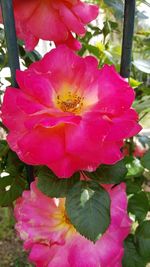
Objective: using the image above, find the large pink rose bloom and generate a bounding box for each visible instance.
[0,0,99,51]
[14,181,131,267]
[2,46,141,177]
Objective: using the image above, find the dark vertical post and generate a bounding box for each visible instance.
[120,0,136,155]
[1,0,34,187]
[120,0,136,78]
[1,0,19,87]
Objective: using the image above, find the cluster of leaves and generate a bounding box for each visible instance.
[123,136,150,266]
[0,140,27,207]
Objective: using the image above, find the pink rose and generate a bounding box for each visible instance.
[1,46,141,177]
[14,181,131,267]
[0,0,99,51]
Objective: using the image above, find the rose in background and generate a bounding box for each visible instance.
[1,45,141,177]
[0,0,99,51]
[123,141,148,158]
[14,181,131,267]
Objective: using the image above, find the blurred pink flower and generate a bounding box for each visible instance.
[123,141,147,158]
[14,181,131,267]
[133,144,147,157]
[1,46,141,177]
[0,0,99,51]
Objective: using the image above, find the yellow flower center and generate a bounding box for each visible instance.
[56,91,84,114]
[52,199,76,239]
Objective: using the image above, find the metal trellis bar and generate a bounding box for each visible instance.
[120,0,136,78]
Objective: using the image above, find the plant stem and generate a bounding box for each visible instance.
[120,0,136,78]
[1,0,34,187]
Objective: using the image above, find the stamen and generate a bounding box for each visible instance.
[56,91,84,114]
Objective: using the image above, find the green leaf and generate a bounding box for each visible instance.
[0,175,27,206]
[126,157,144,178]
[126,181,141,195]
[65,181,110,242]
[141,149,150,170]
[85,44,100,57]
[123,235,147,267]
[5,150,24,175]
[135,220,150,261]
[126,176,144,195]
[0,175,13,189]
[85,160,127,184]
[0,141,9,157]
[129,78,142,88]
[37,167,80,198]
[128,191,149,222]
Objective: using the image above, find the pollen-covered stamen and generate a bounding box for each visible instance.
[56,91,84,114]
